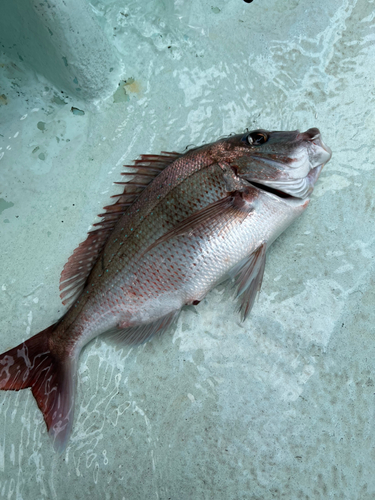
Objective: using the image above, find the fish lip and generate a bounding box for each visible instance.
[297,128,332,164]
[316,140,332,164]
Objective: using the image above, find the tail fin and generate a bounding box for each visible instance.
[0,324,76,452]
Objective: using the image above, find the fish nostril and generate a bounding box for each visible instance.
[296,128,320,142]
[303,128,321,141]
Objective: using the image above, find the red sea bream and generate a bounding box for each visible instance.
[0,128,332,451]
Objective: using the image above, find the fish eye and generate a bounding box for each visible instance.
[247,131,268,146]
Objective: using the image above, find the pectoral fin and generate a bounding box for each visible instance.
[229,243,267,321]
[142,188,258,257]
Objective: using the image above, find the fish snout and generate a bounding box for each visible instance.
[298,128,332,168]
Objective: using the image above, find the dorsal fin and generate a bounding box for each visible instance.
[59,151,181,306]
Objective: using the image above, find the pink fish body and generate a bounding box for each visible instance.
[0,128,331,450]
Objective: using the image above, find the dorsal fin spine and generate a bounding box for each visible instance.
[59,151,181,306]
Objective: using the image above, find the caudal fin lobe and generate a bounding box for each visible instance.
[0,324,76,452]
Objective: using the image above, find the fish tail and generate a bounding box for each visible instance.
[0,323,77,452]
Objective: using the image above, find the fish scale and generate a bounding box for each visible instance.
[0,128,332,451]
[121,187,305,325]
[57,163,229,344]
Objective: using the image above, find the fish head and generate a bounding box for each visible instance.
[216,128,332,199]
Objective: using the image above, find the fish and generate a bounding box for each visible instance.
[0,127,331,451]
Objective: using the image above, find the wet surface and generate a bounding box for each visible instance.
[0,0,374,498]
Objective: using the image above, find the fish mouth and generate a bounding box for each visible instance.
[245,170,318,200]
[248,180,312,209]
[249,180,295,200]
[248,163,323,201]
